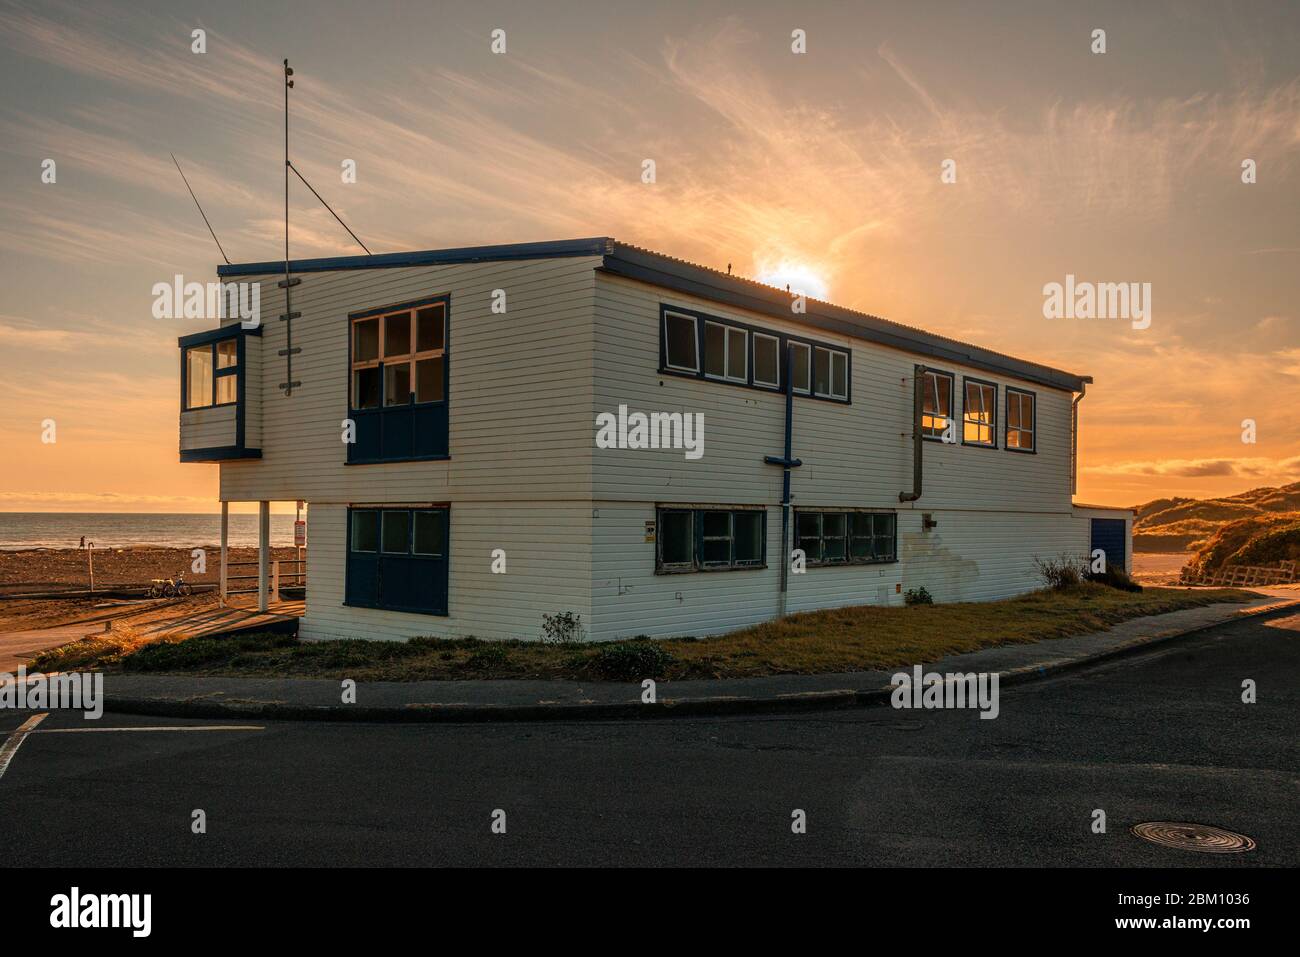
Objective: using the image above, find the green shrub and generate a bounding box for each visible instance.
[904,586,934,606]
[590,640,674,680]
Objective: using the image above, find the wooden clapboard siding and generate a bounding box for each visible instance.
[193,247,1127,643]
[243,335,262,448]
[591,272,1073,511]
[300,502,592,642]
[218,256,600,505]
[585,271,1094,638]
[590,504,1093,639]
[179,405,236,450]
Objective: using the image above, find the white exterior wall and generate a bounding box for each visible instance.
[219,256,599,504]
[587,272,1094,638]
[1072,505,1135,574]
[189,255,1123,643]
[592,505,1094,640]
[179,405,236,451]
[243,336,262,448]
[300,503,591,642]
[211,256,601,641]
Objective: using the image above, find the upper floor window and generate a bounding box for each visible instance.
[184,339,238,410]
[656,307,850,403]
[789,341,811,394]
[704,321,747,382]
[963,378,996,447]
[921,369,953,439]
[1006,388,1036,452]
[663,311,699,372]
[814,346,848,400]
[351,302,446,410]
[753,333,780,389]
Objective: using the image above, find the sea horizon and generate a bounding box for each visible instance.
[0,511,300,549]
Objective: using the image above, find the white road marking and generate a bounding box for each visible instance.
[31,725,263,734]
[0,713,48,781]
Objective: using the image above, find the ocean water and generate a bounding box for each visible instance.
[0,512,299,549]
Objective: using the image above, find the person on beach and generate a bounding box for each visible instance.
[79,536,85,549]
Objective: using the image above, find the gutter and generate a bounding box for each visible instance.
[899,364,927,503]
[763,345,802,618]
[1071,379,1089,495]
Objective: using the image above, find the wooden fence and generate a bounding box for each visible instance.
[1180,560,1299,587]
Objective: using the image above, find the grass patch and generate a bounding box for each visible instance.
[30,584,1258,682]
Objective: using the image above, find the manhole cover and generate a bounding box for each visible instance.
[1131,822,1256,853]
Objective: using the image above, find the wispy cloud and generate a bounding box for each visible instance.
[1085,455,1300,480]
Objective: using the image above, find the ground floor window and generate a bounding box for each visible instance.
[656,506,766,572]
[796,510,897,565]
[346,506,449,614]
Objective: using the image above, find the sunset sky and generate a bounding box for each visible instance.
[1,0,1297,513]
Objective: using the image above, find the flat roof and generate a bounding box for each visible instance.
[217,237,1091,392]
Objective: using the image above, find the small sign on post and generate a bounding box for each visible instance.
[294,520,306,547]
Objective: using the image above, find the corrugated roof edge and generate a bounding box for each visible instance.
[602,242,1090,394]
[214,237,613,277]
[214,235,1090,392]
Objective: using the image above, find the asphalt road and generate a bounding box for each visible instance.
[0,611,1295,867]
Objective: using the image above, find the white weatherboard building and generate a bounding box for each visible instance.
[178,238,1133,642]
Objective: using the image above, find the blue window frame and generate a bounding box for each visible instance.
[347,295,450,464]
[183,338,238,410]
[177,325,262,462]
[346,506,449,615]
[657,305,850,404]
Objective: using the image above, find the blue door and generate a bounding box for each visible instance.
[1090,519,1127,571]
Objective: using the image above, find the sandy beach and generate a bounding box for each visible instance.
[1130,551,1193,585]
[0,546,303,596]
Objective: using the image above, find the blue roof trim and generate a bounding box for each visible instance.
[177,324,262,347]
[211,234,1088,392]
[216,237,612,278]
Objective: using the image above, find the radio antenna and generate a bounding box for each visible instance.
[170,153,230,265]
[279,58,301,396]
[288,160,371,254]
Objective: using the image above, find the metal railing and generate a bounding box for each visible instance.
[223,557,306,599]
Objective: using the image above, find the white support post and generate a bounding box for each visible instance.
[219,501,229,607]
[258,501,270,612]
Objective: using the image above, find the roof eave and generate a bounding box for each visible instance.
[600,244,1091,393]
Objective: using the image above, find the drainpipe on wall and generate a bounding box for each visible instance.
[1071,381,1088,496]
[764,345,802,618]
[899,364,927,503]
